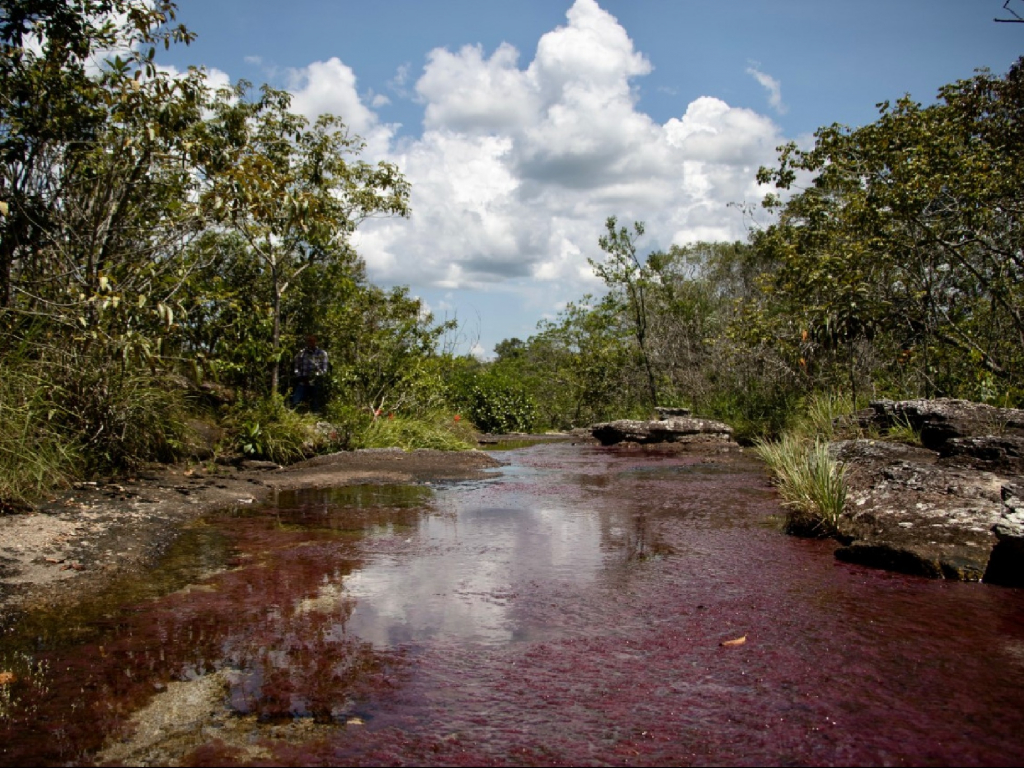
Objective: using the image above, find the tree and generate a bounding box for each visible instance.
[201,83,410,393]
[325,283,456,418]
[0,0,196,320]
[644,241,755,406]
[591,217,658,408]
[0,0,214,473]
[754,57,1024,404]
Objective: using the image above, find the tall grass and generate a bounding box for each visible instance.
[57,366,197,472]
[886,414,922,445]
[0,367,80,509]
[754,434,847,537]
[356,411,477,451]
[792,390,856,441]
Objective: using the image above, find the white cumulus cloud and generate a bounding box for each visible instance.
[290,0,788,348]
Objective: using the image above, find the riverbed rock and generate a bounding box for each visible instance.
[861,398,1024,451]
[591,417,733,446]
[831,439,1006,580]
[984,483,1024,587]
[826,398,1024,583]
[939,435,1024,474]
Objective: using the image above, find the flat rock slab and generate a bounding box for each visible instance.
[864,398,1024,451]
[591,417,734,446]
[831,439,1019,583]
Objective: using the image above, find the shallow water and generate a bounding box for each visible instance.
[2,442,1024,766]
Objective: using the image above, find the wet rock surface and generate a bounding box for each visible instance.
[0,448,502,618]
[831,399,1024,583]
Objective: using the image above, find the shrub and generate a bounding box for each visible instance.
[55,366,197,472]
[453,369,537,434]
[0,366,80,509]
[227,394,330,464]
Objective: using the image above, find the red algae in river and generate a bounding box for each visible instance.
[2,443,1024,766]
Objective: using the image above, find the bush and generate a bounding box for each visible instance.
[452,369,537,434]
[55,365,197,472]
[0,365,80,509]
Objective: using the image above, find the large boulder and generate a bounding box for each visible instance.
[939,435,1024,474]
[984,483,1024,587]
[591,417,733,446]
[861,398,1024,451]
[823,397,1024,583]
[831,439,1006,581]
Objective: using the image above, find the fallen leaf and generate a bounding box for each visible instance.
[44,557,65,564]
[0,671,14,685]
[720,635,747,647]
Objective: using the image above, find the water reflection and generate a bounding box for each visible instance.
[342,503,607,648]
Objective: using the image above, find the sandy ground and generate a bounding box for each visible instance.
[0,447,507,622]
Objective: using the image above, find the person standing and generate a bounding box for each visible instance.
[290,334,329,410]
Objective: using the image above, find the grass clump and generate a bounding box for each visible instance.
[886,414,922,445]
[0,367,80,510]
[227,394,331,464]
[754,434,848,537]
[356,412,477,451]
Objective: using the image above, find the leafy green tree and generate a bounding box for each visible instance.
[323,282,456,418]
[755,57,1024,404]
[643,241,753,407]
[0,1,214,473]
[0,0,200,342]
[200,83,411,393]
[591,217,658,408]
[493,337,527,363]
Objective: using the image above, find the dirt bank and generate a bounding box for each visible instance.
[0,448,505,620]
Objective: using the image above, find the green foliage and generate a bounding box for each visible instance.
[200,82,411,393]
[790,391,857,441]
[323,283,457,417]
[4,0,1020,503]
[227,394,331,464]
[754,435,848,537]
[61,368,196,473]
[356,412,477,452]
[0,363,80,509]
[886,415,922,446]
[591,217,658,408]
[754,58,1024,404]
[450,367,537,435]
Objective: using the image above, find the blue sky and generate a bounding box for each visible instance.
[160,0,1023,358]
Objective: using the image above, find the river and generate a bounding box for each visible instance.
[2,441,1024,766]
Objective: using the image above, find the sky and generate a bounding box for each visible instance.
[158,0,1023,358]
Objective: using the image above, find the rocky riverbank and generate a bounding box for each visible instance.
[588,399,1024,586]
[830,399,1024,585]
